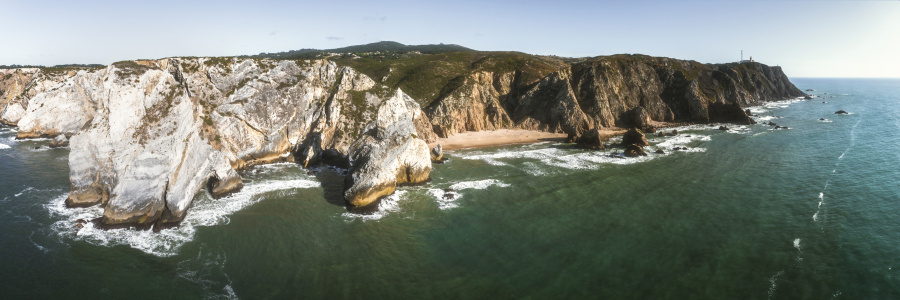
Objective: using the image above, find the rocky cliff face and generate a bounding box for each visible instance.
[344,90,432,207]
[0,52,805,227]
[423,55,805,137]
[4,58,433,227]
[0,68,74,126]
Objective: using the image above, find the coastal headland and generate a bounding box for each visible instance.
[0,42,806,228]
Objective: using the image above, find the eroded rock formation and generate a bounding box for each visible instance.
[422,56,803,140]
[2,58,432,226]
[0,53,806,227]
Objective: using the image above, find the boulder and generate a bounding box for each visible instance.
[624,144,646,157]
[655,148,665,154]
[344,90,432,208]
[49,135,69,148]
[431,144,443,161]
[621,128,649,146]
[718,126,729,131]
[574,129,606,150]
[668,130,678,136]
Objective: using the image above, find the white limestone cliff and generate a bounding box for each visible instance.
[2,58,433,226]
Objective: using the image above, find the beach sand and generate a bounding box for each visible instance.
[428,128,636,151]
[427,130,568,150]
[428,129,566,150]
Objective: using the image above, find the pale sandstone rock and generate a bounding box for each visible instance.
[344,89,432,207]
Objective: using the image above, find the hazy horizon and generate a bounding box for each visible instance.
[1,0,897,78]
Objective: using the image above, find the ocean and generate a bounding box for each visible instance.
[1,78,898,299]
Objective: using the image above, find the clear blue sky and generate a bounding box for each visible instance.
[1,0,897,77]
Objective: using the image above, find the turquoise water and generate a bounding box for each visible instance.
[1,78,899,299]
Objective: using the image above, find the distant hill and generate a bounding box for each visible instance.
[250,41,474,60]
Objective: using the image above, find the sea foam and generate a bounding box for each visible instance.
[341,190,407,221]
[427,189,461,210]
[48,178,321,257]
[449,179,511,190]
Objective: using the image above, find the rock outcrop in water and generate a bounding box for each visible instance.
[574,129,606,150]
[0,50,806,227]
[1,58,432,226]
[344,90,432,207]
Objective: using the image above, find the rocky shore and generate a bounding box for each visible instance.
[0,53,805,228]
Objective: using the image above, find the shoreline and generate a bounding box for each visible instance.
[425,119,727,151]
[428,130,567,151]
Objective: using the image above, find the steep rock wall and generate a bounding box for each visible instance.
[424,55,806,136]
[9,58,433,226]
[0,68,73,126]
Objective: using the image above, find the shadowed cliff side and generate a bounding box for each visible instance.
[419,54,805,138]
[0,49,806,228]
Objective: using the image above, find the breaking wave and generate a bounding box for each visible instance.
[47,178,321,257]
[449,179,510,190]
[341,190,407,221]
[427,189,461,210]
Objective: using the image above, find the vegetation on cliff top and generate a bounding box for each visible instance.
[330,51,566,107]
[251,41,474,60]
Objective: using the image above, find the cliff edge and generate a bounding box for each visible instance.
[0,51,806,228]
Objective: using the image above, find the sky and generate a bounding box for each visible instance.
[1,0,898,78]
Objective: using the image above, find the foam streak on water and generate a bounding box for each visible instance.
[47,178,321,257]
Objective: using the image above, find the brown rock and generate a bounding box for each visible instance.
[624,144,646,157]
[621,128,649,146]
[431,144,444,161]
[574,129,606,150]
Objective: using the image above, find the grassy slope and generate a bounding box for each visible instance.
[330,51,567,107]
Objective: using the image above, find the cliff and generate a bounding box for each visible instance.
[0,51,805,228]
[400,54,806,138]
[2,58,433,227]
[1,68,80,126]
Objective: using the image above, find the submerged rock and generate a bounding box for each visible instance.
[718,126,729,131]
[624,144,646,157]
[655,148,665,154]
[835,110,849,114]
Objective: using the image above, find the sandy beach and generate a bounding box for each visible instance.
[427,130,568,150]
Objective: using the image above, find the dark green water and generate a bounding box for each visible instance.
[2,78,899,299]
